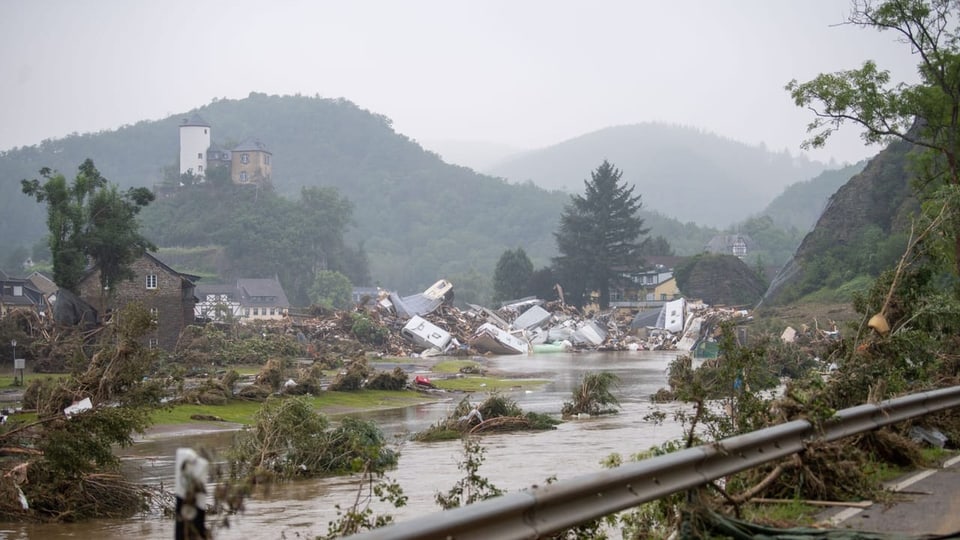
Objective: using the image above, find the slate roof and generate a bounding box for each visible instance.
[180,112,210,127]
[237,278,290,308]
[0,276,45,307]
[704,234,754,254]
[232,137,271,153]
[195,283,239,300]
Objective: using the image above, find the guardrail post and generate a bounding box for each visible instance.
[174,447,209,540]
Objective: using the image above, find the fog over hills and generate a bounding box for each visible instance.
[486,123,832,228]
[0,94,869,297]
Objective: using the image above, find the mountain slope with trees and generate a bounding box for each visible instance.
[0,94,775,300]
[486,123,830,227]
[758,161,866,233]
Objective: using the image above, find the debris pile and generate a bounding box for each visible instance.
[266,279,755,359]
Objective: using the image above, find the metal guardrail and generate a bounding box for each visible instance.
[348,385,960,540]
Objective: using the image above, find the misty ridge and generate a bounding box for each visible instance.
[0,93,862,296]
[478,123,833,228]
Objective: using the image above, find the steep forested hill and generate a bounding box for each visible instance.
[762,140,918,305]
[759,161,866,233]
[486,123,830,227]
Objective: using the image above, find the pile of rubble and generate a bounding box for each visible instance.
[284,280,753,358]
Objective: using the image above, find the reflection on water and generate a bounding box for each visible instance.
[9,351,690,539]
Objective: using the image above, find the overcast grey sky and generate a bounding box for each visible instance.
[1,1,921,164]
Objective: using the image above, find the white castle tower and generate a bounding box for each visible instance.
[179,113,211,180]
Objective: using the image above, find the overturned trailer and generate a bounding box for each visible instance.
[469,323,530,355]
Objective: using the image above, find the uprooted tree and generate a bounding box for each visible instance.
[0,303,170,521]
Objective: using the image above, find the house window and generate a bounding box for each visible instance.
[203,128,208,135]
[198,165,204,173]
[146,274,158,289]
[12,285,22,297]
[244,308,250,317]
[148,338,159,349]
[149,307,159,322]
[239,171,247,182]
[241,153,249,164]
[197,152,203,159]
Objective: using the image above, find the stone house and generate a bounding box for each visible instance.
[231,138,272,185]
[77,253,199,351]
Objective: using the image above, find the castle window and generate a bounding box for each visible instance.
[241,153,249,164]
[149,307,159,322]
[265,154,271,165]
[240,171,247,182]
[203,128,208,135]
[148,338,159,349]
[146,274,158,289]
[197,152,203,159]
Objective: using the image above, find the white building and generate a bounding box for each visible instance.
[179,113,211,180]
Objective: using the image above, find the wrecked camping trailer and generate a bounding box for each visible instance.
[469,323,531,355]
[386,279,455,319]
[401,315,454,352]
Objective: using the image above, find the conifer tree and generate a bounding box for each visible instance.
[553,160,648,309]
[492,247,534,304]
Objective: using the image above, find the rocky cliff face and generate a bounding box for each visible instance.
[762,139,919,306]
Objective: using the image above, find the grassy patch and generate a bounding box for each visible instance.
[0,372,66,390]
[151,389,439,426]
[920,446,956,466]
[433,360,483,374]
[741,499,820,528]
[433,376,546,392]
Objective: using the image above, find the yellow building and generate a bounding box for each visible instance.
[653,276,680,302]
[231,138,272,185]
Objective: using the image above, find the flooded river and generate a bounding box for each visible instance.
[2,350,690,539]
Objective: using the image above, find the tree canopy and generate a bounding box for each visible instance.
[787,0,960,281]
[21,159,155,293]
[492,248,534,304]
[309,270,353,310]
[553,160,648,309]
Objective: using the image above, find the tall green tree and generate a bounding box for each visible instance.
[787,0,960,280]
[21,159,155,292]
[492,248,534,304]
[309,269,353,310]
[553,160,649,309]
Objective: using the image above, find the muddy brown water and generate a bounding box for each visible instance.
[4,350,691,539]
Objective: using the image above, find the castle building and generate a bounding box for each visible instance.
[179,113,211,179]
[177,114,271,185]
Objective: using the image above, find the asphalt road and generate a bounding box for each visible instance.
[818,454,960,536]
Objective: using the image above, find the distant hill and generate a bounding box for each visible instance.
[421,139,524,173]
[486,123,830,228]
[759,161,867,233]
[0,94,719,299]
